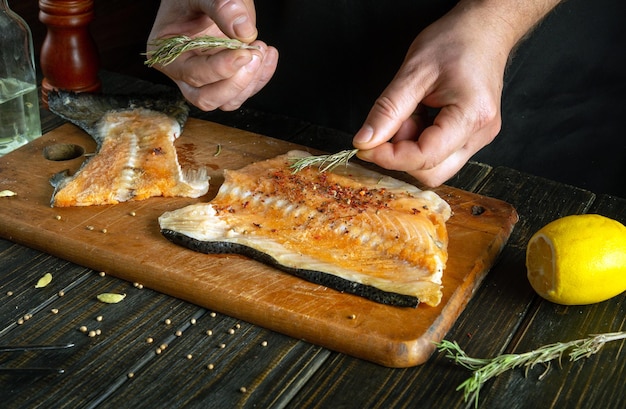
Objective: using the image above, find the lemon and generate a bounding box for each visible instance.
[526,214,626,305]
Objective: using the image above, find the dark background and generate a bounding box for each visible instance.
[9,0,625,197]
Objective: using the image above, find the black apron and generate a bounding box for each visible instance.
[250,0,626,197]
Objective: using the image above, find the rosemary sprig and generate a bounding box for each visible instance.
[289,149,359,174]
[145,35,260,67]
[436,331,626,408]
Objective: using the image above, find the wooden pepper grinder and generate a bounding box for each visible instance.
[38,0,101,108]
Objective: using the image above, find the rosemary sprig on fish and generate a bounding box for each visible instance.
[145,35,261,67]
[289,149,359,173]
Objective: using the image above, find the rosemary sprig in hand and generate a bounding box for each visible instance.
[145,35,261,67]
[289,149,359,174]
[436,331,626,408]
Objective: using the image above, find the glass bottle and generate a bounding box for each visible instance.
[0,0,42,156]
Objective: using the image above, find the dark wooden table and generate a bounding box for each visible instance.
[1,72,624,409]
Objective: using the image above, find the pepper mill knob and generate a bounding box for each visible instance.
[38,0,101,108]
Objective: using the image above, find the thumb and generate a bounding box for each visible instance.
[352,78,426,149]
[201,0,258,43]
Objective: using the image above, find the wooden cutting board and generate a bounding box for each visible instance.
[0,119,518,367]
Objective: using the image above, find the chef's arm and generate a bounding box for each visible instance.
[353,0,563,187]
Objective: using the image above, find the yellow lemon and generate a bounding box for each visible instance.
[526,214,626,305]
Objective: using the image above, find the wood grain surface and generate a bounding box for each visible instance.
[0,119,518,367]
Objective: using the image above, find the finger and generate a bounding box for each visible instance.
[219,44,279,110]
[168,48,258,88]
[200,0,258,42]
[407,144,476,187]
[356,104,470,172]
[352,68,431,150]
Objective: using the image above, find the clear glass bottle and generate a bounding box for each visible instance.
[0,0,42,156]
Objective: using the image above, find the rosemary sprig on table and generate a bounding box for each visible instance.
[436,331,626,408]
[289,149,359,173]
[145,35,260,67]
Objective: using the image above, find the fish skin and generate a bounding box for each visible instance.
[47,91,209,207]
[48,91,189,146]
[159,150,451,308]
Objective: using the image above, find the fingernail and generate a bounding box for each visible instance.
[233,15,256,39]
[244,53,261,73]
[353,125,374,144]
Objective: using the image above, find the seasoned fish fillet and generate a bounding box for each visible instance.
[47,91,209,207]
[159,151,451,308]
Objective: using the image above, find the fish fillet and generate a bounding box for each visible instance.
[47,91,209,207]
[159,151,451,308]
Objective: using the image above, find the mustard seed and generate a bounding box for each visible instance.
[127,372,134,379]
[101,228,107,234]
[17,318,24,325]
[55,215,61,220]
[239,387,247,393]
[206,330,213,336]
[99,271,106,277]
[6,291,13,296]
[175,330,182,337]
[95,329,102,336]
[186,354,193,360]
[210,312,216,318]
[190,318,197,325]
[218,343,226,349]
[146,337,154,344]
[228,328,235,335]
[86,225,94,231]
[58,290,65,297]
[129,211,136,217]
[96,315,103,322]
[155,347,162,354]
[79,326,88,333]
[51,308,59,314]
[164,318,172,325]
[261,341,268,347]
[88,330,96,337]
[207,363,215,370]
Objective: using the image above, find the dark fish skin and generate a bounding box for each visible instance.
[47,90,189,146]
[160,228,420,308]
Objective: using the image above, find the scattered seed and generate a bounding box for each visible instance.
[55,215,62,220]
[164,318,172,325]
[261,341,268,347]
[160,343,168,350]
[58,290,65,297]
[6,291,13,296]
[99,271,106,277]
[136,283,143,289]
[207,363,215,370]
[175,330,182,337]
[348,314,357,320]
[96,315,103,322]
[146,337,154,344]
[127,372,134,379]
[88,330,96,337]
[155,347,162,354]
[95,329,102,336]
[101,228,107,234]
[186,354,193,360]
[235,323,241,329]
[35,272,53,288]
[51,308,59,314]
[228,328,235,335]
[210,312,216,318]
[239,386,247,393]
[129,211,136,217]
[23,314,32,321]
[17,318,24,325]
[79,326,88,333]
[190,318,197,325]
[218,343,226,349]
[206,330,213,336]
[86,225,94,231]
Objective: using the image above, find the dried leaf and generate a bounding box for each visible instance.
[35,272,53,288]
[97,293,126,304]
[0,190,17,197]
